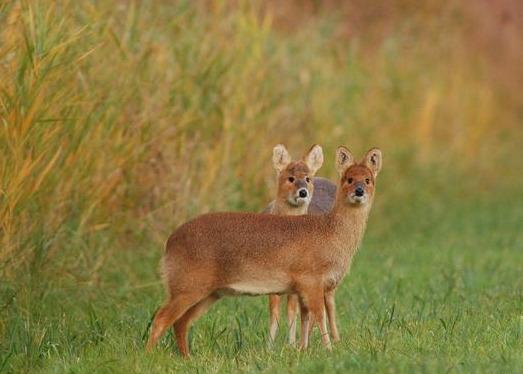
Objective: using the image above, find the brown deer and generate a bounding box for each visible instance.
[264,144,326,345]
[146,146,382,356]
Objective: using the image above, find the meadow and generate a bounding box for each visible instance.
[1,1,522,372]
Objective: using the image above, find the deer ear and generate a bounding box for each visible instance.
[335,146,354,174]
[272,144,291,172]
[303,144,323,176]
[364,148,382,177]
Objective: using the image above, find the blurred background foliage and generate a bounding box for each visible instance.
[1,0,522,302]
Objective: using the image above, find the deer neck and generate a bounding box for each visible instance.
[327,191,373,261]
[272,199,308,216]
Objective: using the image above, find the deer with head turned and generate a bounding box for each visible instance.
[265,144,326,345]
[146,146,382,356]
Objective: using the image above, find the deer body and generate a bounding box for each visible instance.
[164,206,368,296]
[264,144,323,344]
[147,147,382,356]
[263,145,337,345]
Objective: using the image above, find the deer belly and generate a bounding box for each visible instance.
[228,277,289,296]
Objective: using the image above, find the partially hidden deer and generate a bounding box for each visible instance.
[264,144,337,345]
[146,146,382,356]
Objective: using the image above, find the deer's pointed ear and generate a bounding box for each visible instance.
[364,148,382,177]
[335,146,354,174]
[273,144,291,172]
[303,144,323,176]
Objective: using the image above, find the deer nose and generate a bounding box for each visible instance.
[355,186,364,197]
[298,188,308,198]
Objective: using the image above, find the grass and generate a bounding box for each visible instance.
[3,185,522,373]
[1,0,523,372]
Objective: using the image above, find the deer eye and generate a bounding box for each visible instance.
[365,178,370,184]
[305,177,311,183]
[347,177,353,184]
[288,177,295,183]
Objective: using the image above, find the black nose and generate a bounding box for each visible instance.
[355,186,364,197]
[298,189,308,198]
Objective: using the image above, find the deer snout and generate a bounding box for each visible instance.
[298,188,308,198]
[287,180,310,207]
[355,184,365,197]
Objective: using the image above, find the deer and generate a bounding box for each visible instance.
[146,146,382,356]
[264,144,338,345]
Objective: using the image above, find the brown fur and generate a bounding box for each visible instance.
[263,177,336,215]
[265,145,324,345]
[263,149,337,345]
[146,147,382,356]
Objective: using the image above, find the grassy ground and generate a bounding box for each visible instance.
[3,184,522,373]
[1,1,523,372]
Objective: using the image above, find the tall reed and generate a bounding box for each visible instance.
[1,0,521,283]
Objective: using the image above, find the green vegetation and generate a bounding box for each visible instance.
[1,1,522,372]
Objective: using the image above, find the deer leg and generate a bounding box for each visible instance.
[287,294,299,345]
[146,292,204,351]
[268,294,281,343]
[173,294,220,357]
[298,298,310,350]
[297,285,331,350]
[324,289,340,342]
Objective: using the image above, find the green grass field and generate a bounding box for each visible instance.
[1,1,523,372]
[3,185,523,373]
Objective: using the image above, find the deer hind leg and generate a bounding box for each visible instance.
[298,286,331,350]
[173,294,220,357]
[268,294,281,342]
[146,292,204,351]
[286,294,299,345]
[324,289,340,342]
